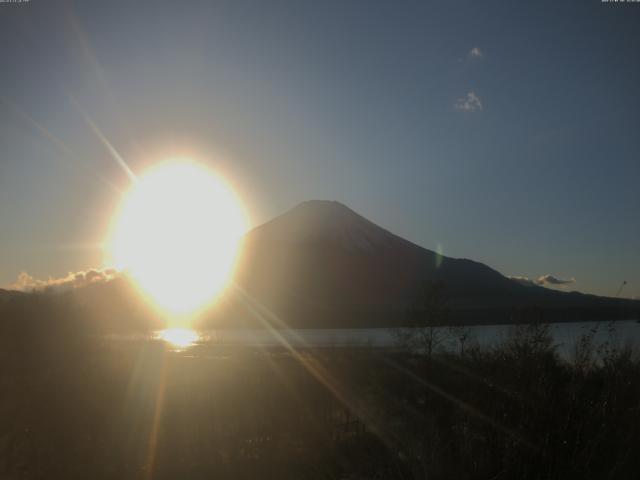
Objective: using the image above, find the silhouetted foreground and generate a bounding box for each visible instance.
[2,297,640,479]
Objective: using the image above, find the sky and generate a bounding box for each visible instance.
[0,0,639,298]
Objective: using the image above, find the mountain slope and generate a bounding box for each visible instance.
[217,200,638,328]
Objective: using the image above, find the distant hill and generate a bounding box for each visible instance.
[0,288,24,304]
[209,200,639,328]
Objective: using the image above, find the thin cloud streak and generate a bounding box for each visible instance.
[537,274,575,286]
[509,274,576,288]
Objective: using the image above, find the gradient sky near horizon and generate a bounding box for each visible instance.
[1,0,639,298]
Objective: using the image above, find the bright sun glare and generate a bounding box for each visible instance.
[157,328,199,348]
[109,160,247,320]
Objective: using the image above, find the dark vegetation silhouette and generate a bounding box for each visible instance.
[395,281,450,359]
[1,290,640,479]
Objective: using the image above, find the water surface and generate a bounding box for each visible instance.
[139,320,640,357]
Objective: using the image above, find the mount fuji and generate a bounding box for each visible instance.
[208,200,639,328]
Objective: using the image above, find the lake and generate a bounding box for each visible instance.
[143,319,640,357]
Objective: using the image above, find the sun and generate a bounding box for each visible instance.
[109,160,247,320]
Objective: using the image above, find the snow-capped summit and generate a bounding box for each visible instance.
[245,200,402,254]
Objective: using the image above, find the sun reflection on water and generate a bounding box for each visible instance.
[156,328,199,349]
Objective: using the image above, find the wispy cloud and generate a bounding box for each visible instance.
[8,268,120,293]
[509,274,576,288]
[509,276,538,287]
[454,91,483,112]
[468,47,483,59]
[536,274,575,286]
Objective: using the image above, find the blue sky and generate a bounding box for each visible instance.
[0,0,638,298]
